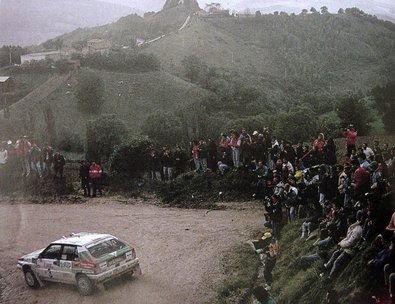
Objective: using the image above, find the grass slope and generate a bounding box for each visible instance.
[145,13,395,98]
[2,69,210,143]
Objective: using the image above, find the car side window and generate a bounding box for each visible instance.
[62,245,78,261]
[41,244,62,259]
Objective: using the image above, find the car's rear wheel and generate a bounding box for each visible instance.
[76,274,94,296]
[24,269,39,289]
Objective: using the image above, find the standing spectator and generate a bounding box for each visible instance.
[207,138,218,171]
[162,147,175,181]
[218,133,229,153]
[148,150,162,180]
[174,145,187,177]
[362,143,375,160]
[79,160,90,196]
[41,144,54,177]
[199,138,208,172]
[53,151,66,179]
[229,130,241,168]
[0,143,8,189]
[191,140,201,172]
[324,138,337,165]
[343,125,357,157]
[373,140,383,163]
[29,143,42,178]
[89,161,103,197]
[15,135,31,176]
[312,133,326,164]
[0,143,8,168]
[263,239,280,289]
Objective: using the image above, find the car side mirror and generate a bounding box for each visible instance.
[53,260,59,266]
[38,253,43,259]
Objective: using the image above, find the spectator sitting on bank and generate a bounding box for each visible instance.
[321,215,362,281]
[300,225,336,267]
[217,151,232,175]
[367,236,395,277]
[383,238,395,303]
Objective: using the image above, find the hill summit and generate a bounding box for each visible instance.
[162,0,200,11]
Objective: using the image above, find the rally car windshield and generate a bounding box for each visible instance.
[87,238,126,258]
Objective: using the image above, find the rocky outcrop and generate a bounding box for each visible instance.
[162,0,200,12]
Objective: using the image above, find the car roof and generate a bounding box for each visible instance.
[52,232,115,246]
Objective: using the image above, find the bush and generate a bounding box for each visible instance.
[108,136,153,181]
[75,70,105,113]
[86,114,128,162]
[56,127,84,153]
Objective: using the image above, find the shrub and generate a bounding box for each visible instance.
[56,127,84,153]
[108,136,153,181]
[86,114,128,162]
[75,70,105,113]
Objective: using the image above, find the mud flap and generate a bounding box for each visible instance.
[31,268,44,287]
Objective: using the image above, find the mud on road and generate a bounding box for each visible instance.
[0,197,263,304]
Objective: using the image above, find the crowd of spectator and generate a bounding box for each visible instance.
[0,135,66,180]
[229,125,394,304]
[0,135,105,198]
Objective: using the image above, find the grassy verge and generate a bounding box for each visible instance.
[271,220,377,304]
[213,243,261,304]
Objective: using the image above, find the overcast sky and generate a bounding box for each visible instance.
[103,0,395,14]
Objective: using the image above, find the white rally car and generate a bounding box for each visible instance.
[17,232,141,295]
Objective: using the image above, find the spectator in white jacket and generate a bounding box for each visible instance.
[321,215,362,280]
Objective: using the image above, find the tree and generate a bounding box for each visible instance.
[255,10,262,17]
[274,107,319,142]
[310,7,318,14]
[86,114,128,162]
[301,9,308,15]
[108,136,153,180]
[336,94,373,136]
[75,70,105,113]
[141,110,184,146]
[338,8,344,14]
[372,81,395,133]
[320,6,329,14]
[181,55,206,83]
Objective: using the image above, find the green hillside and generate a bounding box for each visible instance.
[1,69,210,144]
[60,9,395,105]
[145,12,395,100]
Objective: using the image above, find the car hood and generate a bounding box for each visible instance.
[20,248,44,260]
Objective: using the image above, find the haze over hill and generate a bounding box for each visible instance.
[103,0,395,22]
[0,0,140,46]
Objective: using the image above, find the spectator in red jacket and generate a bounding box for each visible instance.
[343,125,358,156]
[89,161,103,197]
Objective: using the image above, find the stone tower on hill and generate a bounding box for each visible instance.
[162,0,200,12]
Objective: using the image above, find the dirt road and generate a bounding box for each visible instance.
[0,197,263,304]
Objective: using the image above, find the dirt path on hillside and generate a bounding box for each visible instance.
[0,197,263,304]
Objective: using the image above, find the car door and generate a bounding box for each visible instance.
[57,245,78,283]
[36,244,62,281]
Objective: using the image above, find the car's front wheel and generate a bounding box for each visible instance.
[24,269,39,289]
[76,274,94,296]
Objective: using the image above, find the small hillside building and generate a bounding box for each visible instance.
[87,39,110,54]
[0,76,15,93]
[20,51,61,64]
